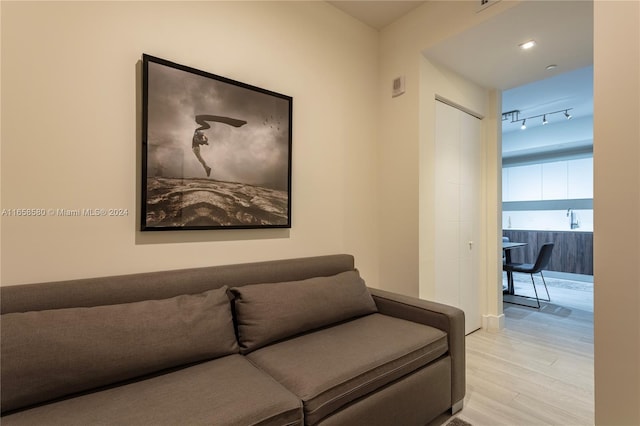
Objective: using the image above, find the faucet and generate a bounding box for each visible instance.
[567,208,580,229]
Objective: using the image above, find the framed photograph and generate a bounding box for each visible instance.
[141,54,292,231]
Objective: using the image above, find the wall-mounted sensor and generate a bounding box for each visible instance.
[477,0,501,13]
[392,76,405,98]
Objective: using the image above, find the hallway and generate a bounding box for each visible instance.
[448,276,594,425]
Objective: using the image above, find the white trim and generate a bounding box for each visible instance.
[482,313,505,331]
[435,95,484,120]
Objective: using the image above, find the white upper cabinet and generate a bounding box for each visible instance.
[567,158,593,199]
[504,157,593,202]
[542,161,568,200]
[505,164,542,201]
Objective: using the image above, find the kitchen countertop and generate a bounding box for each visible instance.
[503,228,593,233]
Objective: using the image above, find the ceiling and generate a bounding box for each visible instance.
[327,1,426,30]
[327,0,594,150]
[501,65,593,134]
[422,1,593,92]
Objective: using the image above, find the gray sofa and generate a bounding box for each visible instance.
[1,254,465,425]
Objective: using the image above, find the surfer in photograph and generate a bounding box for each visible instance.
[192,114,247,177]
[192,129,211,177]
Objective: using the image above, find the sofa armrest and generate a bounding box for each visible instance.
[368,288,465,409]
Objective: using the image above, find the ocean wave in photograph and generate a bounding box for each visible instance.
[145,177,288,228]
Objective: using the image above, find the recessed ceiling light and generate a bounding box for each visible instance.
[519,40,536,50]
[546,64,558,70]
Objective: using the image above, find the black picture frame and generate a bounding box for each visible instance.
[141,54,292,231]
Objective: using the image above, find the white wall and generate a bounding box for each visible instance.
[593,1,640,424]
[377,1,514,330]
[2,1,639,423]
[0,1,380,286]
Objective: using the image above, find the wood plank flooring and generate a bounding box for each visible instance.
[436,277,594,426]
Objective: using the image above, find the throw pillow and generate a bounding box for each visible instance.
[231,270,377,353]
[1,286,238,413]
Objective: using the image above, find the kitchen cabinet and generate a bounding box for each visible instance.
[503,157,593,202]
[503,230,593,275]
[542,162,568,199]
[505,164,542,201]
[567,158,593,199]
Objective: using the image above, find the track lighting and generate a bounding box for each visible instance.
[502,108,574,129]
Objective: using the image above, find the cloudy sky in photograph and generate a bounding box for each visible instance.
[145,60,291,191]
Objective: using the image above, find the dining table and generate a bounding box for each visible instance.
[503,241,527,295]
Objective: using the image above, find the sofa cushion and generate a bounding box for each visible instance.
[1,287,238,413]
[246,313,448,425]
[1,355,302,426]
[231,270,377,353]
[317,358,452,426]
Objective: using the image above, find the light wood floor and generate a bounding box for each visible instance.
[439,276,594,426]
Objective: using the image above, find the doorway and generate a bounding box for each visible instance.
[501,65,594,311]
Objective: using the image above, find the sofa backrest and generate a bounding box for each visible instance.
[0,254,355,414]
[0,254,355,314]
[1,287,239,414]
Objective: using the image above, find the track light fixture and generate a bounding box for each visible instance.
[502,108,574,129]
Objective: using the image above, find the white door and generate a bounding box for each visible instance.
[434,100,482,334]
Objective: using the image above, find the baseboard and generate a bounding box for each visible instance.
[482,313,505,331]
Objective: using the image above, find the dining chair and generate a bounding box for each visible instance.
[502,236,509,263]
[503,242,554,308]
